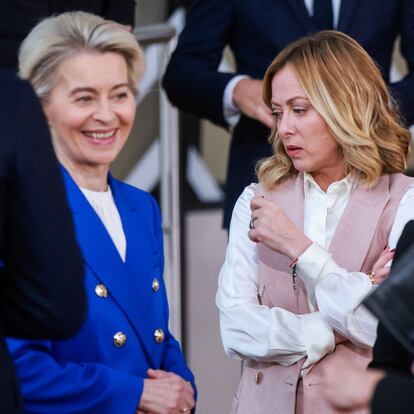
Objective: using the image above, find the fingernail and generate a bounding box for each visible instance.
[390,248,396,253]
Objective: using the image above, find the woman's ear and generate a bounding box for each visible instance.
[42,101,54,130]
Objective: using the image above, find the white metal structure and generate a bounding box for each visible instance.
[130,23,182,340]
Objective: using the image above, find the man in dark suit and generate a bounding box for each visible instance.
[0,0,136,70]
[163,0,414,228]
[0,69,87,413]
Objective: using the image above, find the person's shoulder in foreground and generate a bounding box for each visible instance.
[0,67,86,339]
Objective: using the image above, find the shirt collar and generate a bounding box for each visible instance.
[303,172,354,196]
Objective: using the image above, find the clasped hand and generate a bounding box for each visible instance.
[248,196,312,259]
[137,369,195,414]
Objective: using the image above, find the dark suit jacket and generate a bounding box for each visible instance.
[163,0,414,228]
[0,70,86,413]
[367,220,414,413]
[0,0,136,70]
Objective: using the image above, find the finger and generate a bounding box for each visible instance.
[374,270,390,282]
[147,368,170,379]
[373,252,395,271]
[176,378,195,403]
[250,210,260,223]
[372,269,390,284]
[377,268,391,279]
[380,249,395,260]
[374,277,387,285]
[373,276,386,285]
[167,378,195,412]
[250,196,266,211]
[181,392,196,412]
[183,380,194,395]
[373,257,392,271]
[257,106,274,129]
[248,229,261,244]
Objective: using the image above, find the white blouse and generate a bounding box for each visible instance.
[216,174,414,368]
[80,186,126,262]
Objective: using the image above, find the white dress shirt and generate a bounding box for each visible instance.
[216,174,414,368]
[223,0,342,126]
[80,186,126,262]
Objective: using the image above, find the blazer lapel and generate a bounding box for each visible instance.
[337,0,359,32]
[283,0,318,34]
[109,176,164,365]
[62,169,158,366]
[329,175,391,271]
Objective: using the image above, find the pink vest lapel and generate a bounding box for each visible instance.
[329,175,390,271]
[256,174,309,314]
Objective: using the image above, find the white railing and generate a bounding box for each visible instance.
[130,22,182,340]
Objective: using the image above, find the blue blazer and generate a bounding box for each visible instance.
[163,0,414,228]
[7,169,196,414]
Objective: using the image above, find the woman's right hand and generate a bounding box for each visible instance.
[138,369,195,414]
[370,247,395,285]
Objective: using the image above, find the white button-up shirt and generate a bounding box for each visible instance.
[216,175,414,368]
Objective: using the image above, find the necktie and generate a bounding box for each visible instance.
[313,0,333,31]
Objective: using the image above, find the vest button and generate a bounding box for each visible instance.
[113,332,127,347]
[254,371,263,385]
[152,278,160,292]
[154,328,165,343]
[95,284,108,298]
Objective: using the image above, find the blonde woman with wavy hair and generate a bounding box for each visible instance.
[217,31,414,414]
[258,30,410,190]
[7,11,195,414]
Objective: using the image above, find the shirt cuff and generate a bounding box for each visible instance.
[296,242,331,291]
[301,312,335,368]
[223,75,250,127]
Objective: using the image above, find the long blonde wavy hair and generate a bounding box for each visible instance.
[257,31,410,191]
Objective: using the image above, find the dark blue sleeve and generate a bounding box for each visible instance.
[162,0,236,128]
[390,0,414,125]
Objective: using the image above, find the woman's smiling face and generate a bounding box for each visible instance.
[43,51,136,174]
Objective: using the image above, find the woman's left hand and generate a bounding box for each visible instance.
[138,369,195,414]
[370,247,395,285]
[249,196,312,259]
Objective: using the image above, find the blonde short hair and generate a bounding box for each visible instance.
[257,31,410,190]
[19,11,145,101]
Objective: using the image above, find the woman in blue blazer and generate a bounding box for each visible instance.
[6,11,196,414]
